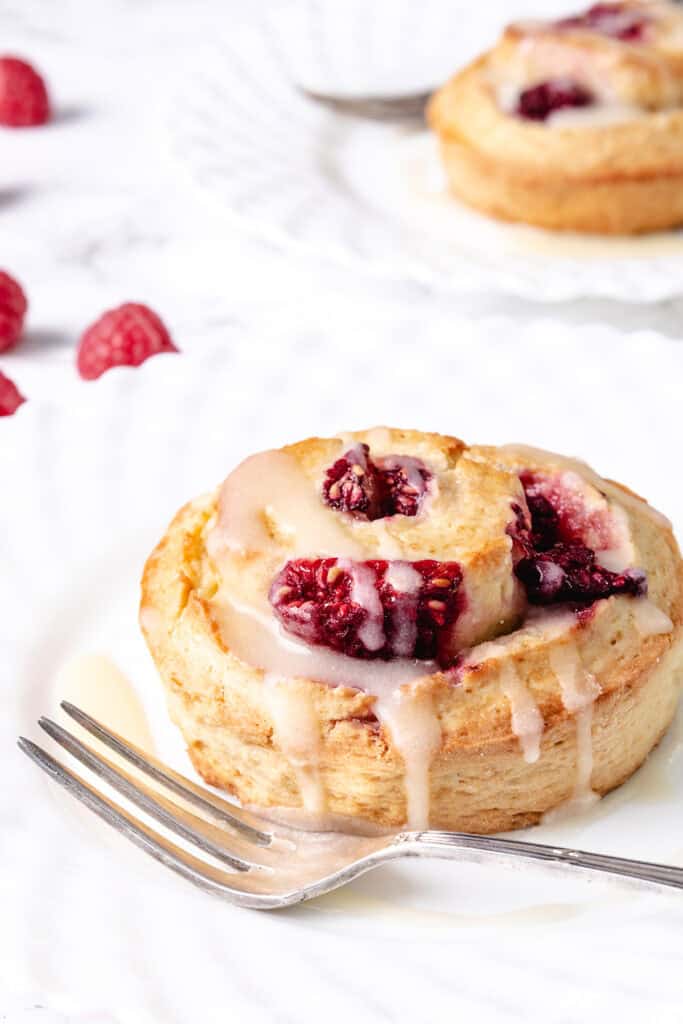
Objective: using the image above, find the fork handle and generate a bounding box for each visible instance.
[400,831,683,891]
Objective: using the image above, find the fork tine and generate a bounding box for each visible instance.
[17,737,286,908]
[60,701,271,845]
[39,717,262,873]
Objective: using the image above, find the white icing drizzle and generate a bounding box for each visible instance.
[498,661,544,764]
[545,642,602,819]
[209,450,365,560]
[373,681,442,831]
[214,590,431,689]
[338,558,385,652]
[632,598,674,637]
[264,674,326,814]
[598,502,636,572]
[384,561,422,657]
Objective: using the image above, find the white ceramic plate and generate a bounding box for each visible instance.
[3,318,683,1021]
[170,21,683,305]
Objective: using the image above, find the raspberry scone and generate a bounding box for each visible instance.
[428,2,683,234]
[141,428,683,833]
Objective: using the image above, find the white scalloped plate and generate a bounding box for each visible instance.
[3,319,683,1020]
[170,21,683,304]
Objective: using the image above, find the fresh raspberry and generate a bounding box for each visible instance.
[511,473,647,605]
[0,57,50,127]
[0,371,26,416]
[322,444,432,520]
[0,270,27,352]
[517,80,593,121]
[269,557,462,664]
[76,303,178,380]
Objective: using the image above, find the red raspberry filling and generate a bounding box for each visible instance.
[322,444,431,520]
[557,3,649,41]
[517,80,593,121]
[511,473,646,605]
[269,557,462,664]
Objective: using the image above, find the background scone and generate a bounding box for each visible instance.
[428,2,683,234]
[141,428,683,833]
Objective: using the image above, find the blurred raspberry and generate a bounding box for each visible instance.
[0,57,50,127]
[0,371,25,416]
[0,270,27,352]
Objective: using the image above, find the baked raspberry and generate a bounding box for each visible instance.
[76,303,178,380]
[512,472,647,605]
[322,444,382,519]
[322,445,431,520]
[517,80,593,121]
[0,57,50,127]
[378,455,432,517]
[0,370,25,416]
[558,3,649,41]
[0,270,27,352]
[269,557,462,664]
[516,545,646,604]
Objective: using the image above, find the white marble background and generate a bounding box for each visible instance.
[2,0,683,1021]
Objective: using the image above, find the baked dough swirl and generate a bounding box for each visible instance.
[141,428,683,833]
[428,2,683,233]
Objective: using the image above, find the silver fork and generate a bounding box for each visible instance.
[298,87,432,122]
[18,702,683,910]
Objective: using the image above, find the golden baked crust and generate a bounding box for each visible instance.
[428,2,683,234]
[141,429,683,833]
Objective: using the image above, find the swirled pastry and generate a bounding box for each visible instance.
[140,428,683,833]
[428,2,683,233]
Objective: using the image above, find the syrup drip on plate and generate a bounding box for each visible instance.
[55,654,154,754]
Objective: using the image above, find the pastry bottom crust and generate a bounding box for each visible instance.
[164,638,682,834]
[437,134,683,235]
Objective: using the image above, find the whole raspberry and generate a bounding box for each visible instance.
[0,57,50,127]
[0,371,26,416]
[0,270,27,352]
[76,303,178,380]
